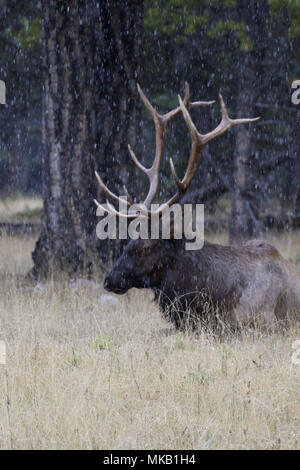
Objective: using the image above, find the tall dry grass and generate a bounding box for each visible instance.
[0,231,299,449]
[0,195,42,223]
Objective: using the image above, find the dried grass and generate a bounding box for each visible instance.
[0,230,299,449]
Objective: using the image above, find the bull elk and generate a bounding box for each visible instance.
[95,83,300,330]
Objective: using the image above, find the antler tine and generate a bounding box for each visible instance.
[190,99,215,109]
[184,81,190,104]
[94,198,147,219]
[201,94,260,145]
[178,94,200,141]
[163,81,215,124]
[94,198,121,218]
[170,157,184,192]
[95,171,131,207]
[106,200,148,219]
[127,144,149,175]
[131,84,165,209]
[122,184,134,206]
[137,83,161,127]
[167,95,204,193]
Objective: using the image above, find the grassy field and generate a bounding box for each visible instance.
[0,194,42,223]
[0,201,300,449]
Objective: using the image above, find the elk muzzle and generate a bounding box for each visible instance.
[104,272,129,295]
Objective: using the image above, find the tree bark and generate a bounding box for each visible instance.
[229,0,268,244]
[8,118,21,193]
[31,0,143,278]
[230,53,258,243]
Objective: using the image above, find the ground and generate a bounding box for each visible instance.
[0,196,299,449]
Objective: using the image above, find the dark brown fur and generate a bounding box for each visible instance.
[104,238,300,330]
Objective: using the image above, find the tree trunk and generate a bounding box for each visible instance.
[230,53,258,243]
[229,0,268,244]
[31,0,143,278]
[8,118,21,193]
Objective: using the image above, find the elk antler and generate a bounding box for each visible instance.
[95,84,259,218]
[95,82,214,217]
[156,94,260,213]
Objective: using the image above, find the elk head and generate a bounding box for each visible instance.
[94,83,259,295]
